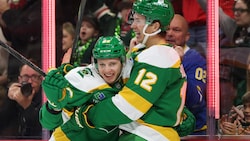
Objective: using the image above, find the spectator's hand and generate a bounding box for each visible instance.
[231,106,244,119]
[174,45,184,60]
[219,114,238,135]
[8,82,35,109]
[242,126,250,135]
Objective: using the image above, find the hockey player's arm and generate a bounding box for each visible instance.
[42,67,74,110]
[39,102,63,130]
[85,68,173,127]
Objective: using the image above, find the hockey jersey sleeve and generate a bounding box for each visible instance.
[40,65,118,130]
[39,102,63,130]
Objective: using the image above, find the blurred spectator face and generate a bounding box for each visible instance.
[62,28,74,52]
[79,21,99,43]
[165,14,190,47]
[233,0,250,27]
[18,65,42,93]
[243,102,250,122]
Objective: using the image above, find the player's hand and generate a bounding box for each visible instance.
[55,63,74,75]
[174,107,196,137]
[42,68,72,110]
[62,104,95,131]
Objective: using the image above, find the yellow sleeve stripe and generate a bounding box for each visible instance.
[62,109,74,117]
[172,59,181,68]
[119,86,152,114]
[52,127,70,141]
[88,83,111,93]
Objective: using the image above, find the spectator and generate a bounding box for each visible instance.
[62,22,75,53]
[219,91,250,135]
[0,26,13,137]
[64,0,135,65]
[183,0,235,55]
[6,58,42,138]
[170,0,183,15]
[61,22,75,64]
[166,14,207,135]
[0,0,65,72]
[197,0,249,47]
[115,1,135,50]
[182,0,207,55]
[65,15,100,66]
[0,0,42,83]
[86,0,134,50]
[198,0,250,114]
[65,0,187,140]
[0,27,8,87]
[221,0,250,108]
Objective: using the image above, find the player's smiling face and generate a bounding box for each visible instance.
[97,58,122,85]
[130,13,146,43]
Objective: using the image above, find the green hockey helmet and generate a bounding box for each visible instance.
[93,36,126,65]
[132,0,174,30]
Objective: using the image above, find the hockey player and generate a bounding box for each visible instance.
[65,0,187,140]
[40,36,132,141]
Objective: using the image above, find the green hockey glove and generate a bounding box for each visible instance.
[42,68,73,110]
[61,104,95,132]
[55,63,74,75]
[174,107,196,137]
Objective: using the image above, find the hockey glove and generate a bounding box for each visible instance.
[42,68,73,110]
[174,107,196,137]
[61,104,95,132]
[55,63,74,75]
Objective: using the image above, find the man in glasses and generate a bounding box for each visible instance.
[7,58,43,138]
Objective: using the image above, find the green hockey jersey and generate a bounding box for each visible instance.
[40,62,133,141]
[86,45,186,141]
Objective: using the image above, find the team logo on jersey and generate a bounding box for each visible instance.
[92,92,106,103]
[77,68,93,78]
[114,82,122,90]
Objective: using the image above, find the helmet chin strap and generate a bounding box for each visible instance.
[142,24,162,44]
